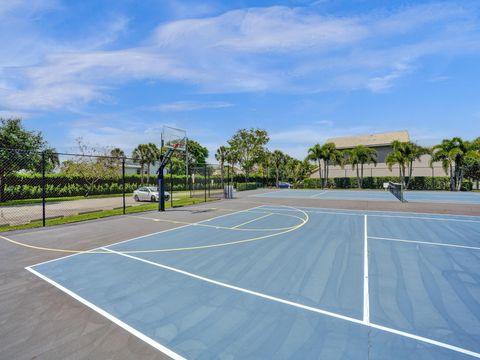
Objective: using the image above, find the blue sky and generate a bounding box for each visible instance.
[1,0,479,160]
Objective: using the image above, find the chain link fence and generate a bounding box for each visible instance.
[188,164,225,201]
[0,148,227,231]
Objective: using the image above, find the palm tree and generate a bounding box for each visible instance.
[225,147,239,183]
[132,144,151,185]
[271,150,286,187]
[34,148,60,173]
[215,145,228,188]
[307,144,323,188]
[110,148,125,158]
[348,145,377,188]
[260,149,271,186]
[321,142,343,188]
[145,143,160,183]
[386,141,428,189]
[431,137,478,191]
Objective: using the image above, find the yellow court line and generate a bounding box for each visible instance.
[128,212,303,232]
[0,207,309,255]
[231,213,273,229]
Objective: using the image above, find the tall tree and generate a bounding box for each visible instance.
[132,144,151,185]
[110,148,125,158]
[260,149,272,185]
[307,144,323,187]
[225,147,239,182]
[463,154,480,185]
[215,145,228,188]
[228,128,269,181]
[385,141,428,189]
[61,138,120,197]
[271,150,286,187]
[348,145,377,189]
[320,142,343,188]
[0,118,53,201]
[145,143,160,182]
[430,137,478,191]
[33,148,60,173]
[185,139,209,167]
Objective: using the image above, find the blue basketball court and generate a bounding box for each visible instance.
[26,205,480,359]
[252,189,480,204]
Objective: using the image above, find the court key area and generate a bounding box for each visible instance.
[25,205,480,359]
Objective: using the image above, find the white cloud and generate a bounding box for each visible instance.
[152,6,369,53]
[0,110,30,119]
[366,62,412,92]
[1,3,479,111]
[153,101,233,112]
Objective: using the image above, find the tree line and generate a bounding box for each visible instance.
[1,117,480,200]
[215,128,480,191]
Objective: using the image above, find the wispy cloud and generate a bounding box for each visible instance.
[1,2,479,111]
[366,62,413,92]
[152,101,233,112]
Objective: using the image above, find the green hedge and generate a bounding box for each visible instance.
[296,176,472,191]
[1,173,229,201]
[2,172,474,201]
[236,182,261,191]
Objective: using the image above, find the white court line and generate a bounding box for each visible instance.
[258,207,362,218]
[256,206,480,223]
[25,266,186,360]
[27,205,264,268]
[231,213,273,229]
[369,236,480,251]
[309,191,328,198]
[101,247,480,359]
[363,215,369,323]
[255,204,480,219]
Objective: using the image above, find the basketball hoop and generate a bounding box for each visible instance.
[161,126,187,151]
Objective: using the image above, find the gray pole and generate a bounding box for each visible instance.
[122,157,126,214]
[41,151,46,227]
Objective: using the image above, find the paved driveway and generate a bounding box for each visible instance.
[0,196,141,226]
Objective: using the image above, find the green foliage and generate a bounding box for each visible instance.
[385,141,429,189]
[463,155,480,181]
[236,182,261,191]
[347,145,377,188]
[0,118,56,201]
[297,176,470,191]
[431,137,479,191]
[307,142,344,187]
[228,128,269,179]
[132,143,160,184]
[186,139,209,165]
[2,172,231,200]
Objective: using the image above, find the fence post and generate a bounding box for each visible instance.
[41,151,46,227]
[432,167,435,190]
[170,162,173,208]
[122,157,126,214]
[204,164,207,203]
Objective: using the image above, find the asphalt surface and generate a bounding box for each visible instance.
[0,189,479,359]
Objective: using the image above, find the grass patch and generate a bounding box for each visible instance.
[0,197,219,232]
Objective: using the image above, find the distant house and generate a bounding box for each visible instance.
[326,130,409,163]
[125,159,159,176]
[310,130,447,178]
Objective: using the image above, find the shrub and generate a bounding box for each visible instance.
[236,182,261,191]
